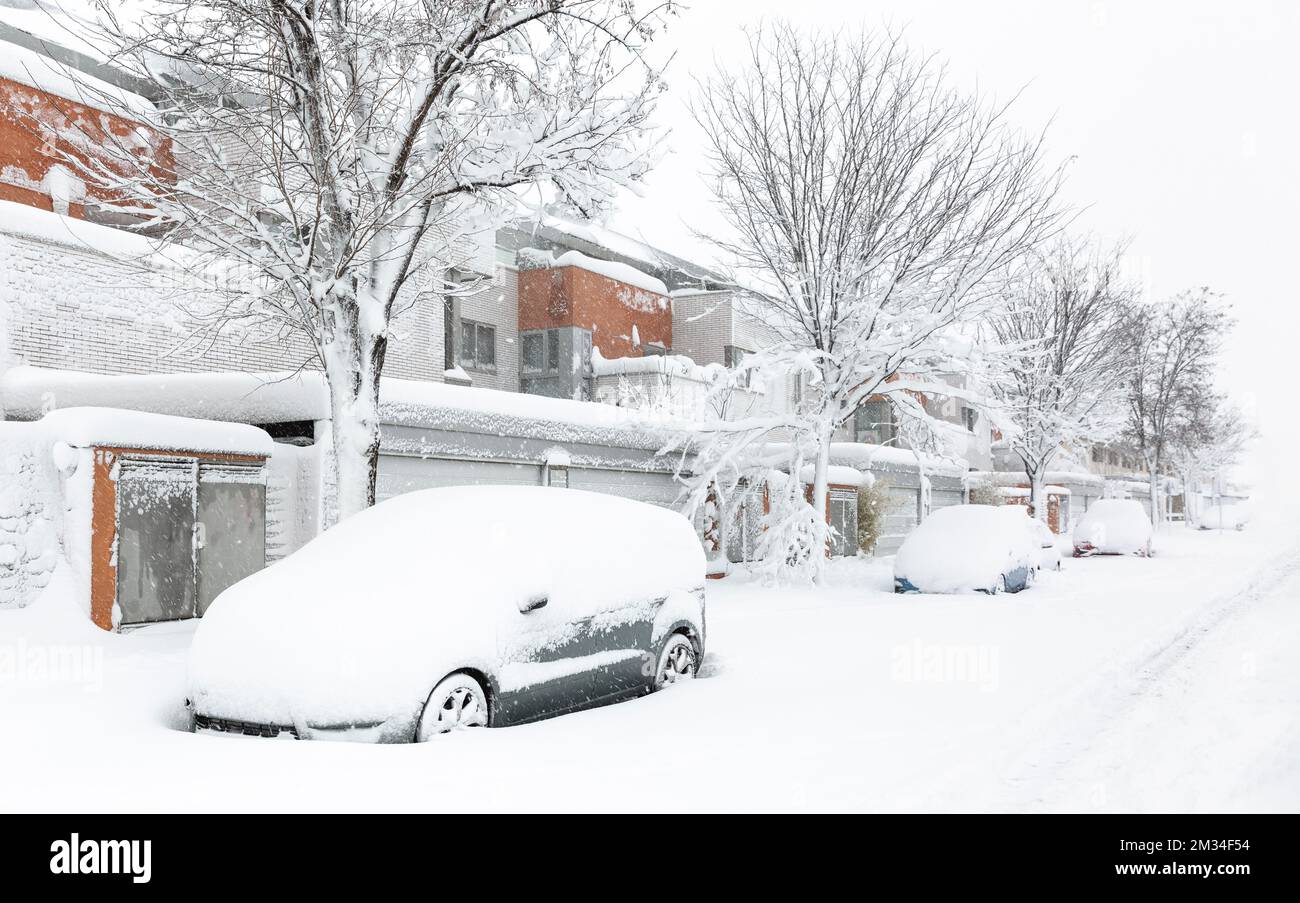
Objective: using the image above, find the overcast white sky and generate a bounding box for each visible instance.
[608,0,1300,505]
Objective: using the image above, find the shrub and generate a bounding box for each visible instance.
[857,478,892,555]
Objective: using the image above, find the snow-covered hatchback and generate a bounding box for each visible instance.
[189,487,707,742]
[893,504,1040,594]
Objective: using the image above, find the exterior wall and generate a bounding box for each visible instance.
[671,291,733,365]
[451,265,520,393]
[0,219,443,383]
[0,75,170,225]
[518,264,672,359]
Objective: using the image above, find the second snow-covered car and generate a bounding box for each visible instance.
[189,486,707,742]
[1072,499,1153,557]
[894,504,1040,594]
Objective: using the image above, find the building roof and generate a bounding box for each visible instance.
[499,214,731,292]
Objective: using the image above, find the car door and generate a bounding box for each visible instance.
[494,599,604,725]
[585,596,663,701]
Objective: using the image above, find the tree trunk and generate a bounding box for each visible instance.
[1029,472,1049,525]
[1148,461,1162,531]
[322,286,387,527]
[811,423,833,585]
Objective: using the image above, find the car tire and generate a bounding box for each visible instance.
[415,672,490,741]
[653,633,699,690]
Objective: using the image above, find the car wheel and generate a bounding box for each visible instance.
[416,672,489,741]
[1024,568,1036,589]
[654,634,699,690]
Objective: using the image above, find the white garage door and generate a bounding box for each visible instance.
[567,467,682,508]
[376,454,544,503]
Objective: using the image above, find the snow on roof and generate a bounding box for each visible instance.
[0,1,110,61]
[543,249,669,297]
[590,347,724,382]
[0,366,686,451]
[798,464,865,487]
[996,484,1072,497]
[0,31,153,115]
[1,366,329,423]
[0,199,182,262]
[967,470,1105,489]
[825,441,967,477]
[38,406,273,456]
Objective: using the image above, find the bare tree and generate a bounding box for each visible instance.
[63,0,669,521]
[1167,386,1252,528]
[1122,288,1231,526]
[685,24,1065,582]
[985,238,1135,522]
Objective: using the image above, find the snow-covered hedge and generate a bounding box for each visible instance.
[0,421,67,610]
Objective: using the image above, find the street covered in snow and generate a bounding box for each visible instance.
[3,521,1295,813]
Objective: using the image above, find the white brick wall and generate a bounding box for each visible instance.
[671,291,732,366]
[0,228,443,383]
[454,265,520,393]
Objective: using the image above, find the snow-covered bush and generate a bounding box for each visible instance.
[0,428,62,609]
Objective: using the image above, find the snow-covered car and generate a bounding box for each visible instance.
[1200,504,1249,531]
[893,504,1040,594]
[1072,499,1152,557]
[1030,517,1063,572]
[189,486,707,742]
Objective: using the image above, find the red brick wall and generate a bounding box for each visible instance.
[0,76,171,220]
[518,264,672,358]
[1001,489,1063,534]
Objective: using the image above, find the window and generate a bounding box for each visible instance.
[522,327,571,375]
[1107,450,1119,465]
[460,320,496,370]
[546,328,560,373]
[961,406,977,433]
[522,332,544,372]
[855,399,895,445]
[1091,446,1104,464]
[443,299,456,371]
[722,345,754,389]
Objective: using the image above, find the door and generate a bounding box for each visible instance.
[495,609,606,725]
[828,489,858,557]
[115,459,197,626]
[115,457,267,626]
[586,598,660,700]
[196,465,267,616]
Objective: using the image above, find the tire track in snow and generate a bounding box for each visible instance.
[1000,542,1300,811]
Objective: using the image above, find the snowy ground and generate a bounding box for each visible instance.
[2,523,1297,813]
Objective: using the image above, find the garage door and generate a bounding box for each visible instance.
[931,488,964,511]
[376,454,544,503]
[566,467,682,508]
[875,485,920,556]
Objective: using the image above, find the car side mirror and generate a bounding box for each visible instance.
[519,594,548,614]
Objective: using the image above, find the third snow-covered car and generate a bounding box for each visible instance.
[1200,503,1249,531]
[1072,499,1153,557]
[189,486,707,742]
[894,504,1040,594]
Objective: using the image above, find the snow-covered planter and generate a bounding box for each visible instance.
[1073,499,1153,557]
[189,486,707,742]
[894,504,1039,594]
